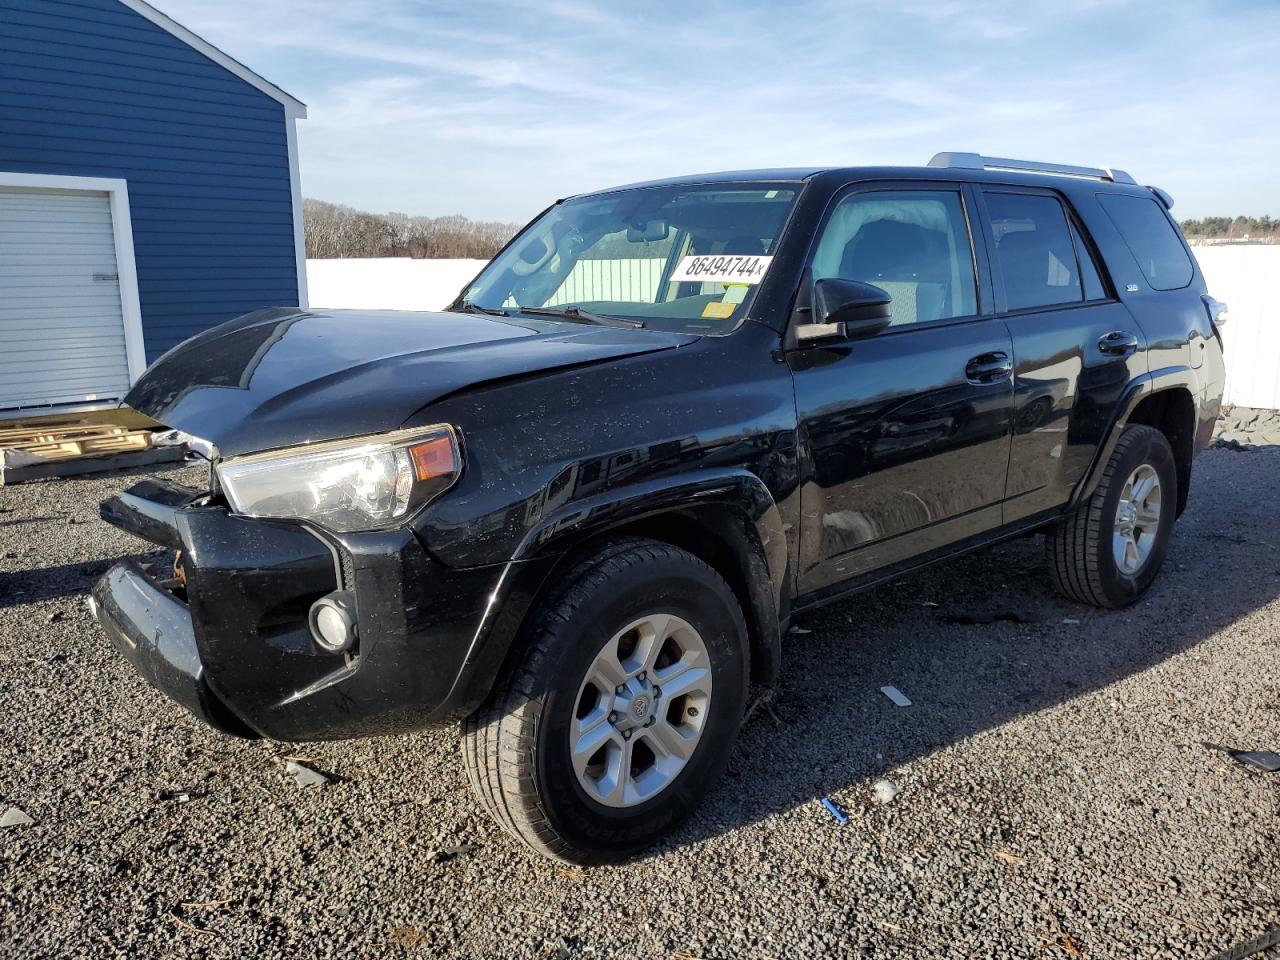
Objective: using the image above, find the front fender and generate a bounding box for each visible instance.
[436,468,790,719]
[516,468,787,590]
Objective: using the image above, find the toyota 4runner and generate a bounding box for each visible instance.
[92,152,1226,863]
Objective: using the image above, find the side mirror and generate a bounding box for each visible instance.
[795,279,893,343]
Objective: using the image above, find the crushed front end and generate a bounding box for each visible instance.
[92,476,507,742]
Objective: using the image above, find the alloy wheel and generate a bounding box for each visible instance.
[1112,463,1162,575]
[570,613,712,808]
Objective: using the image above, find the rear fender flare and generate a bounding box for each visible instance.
[1070,368,1200,509]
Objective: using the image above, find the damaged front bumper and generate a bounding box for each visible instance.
[92,478,512,742]
[92,561,256,738]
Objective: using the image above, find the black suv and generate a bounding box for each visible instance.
[93,153,1226,864]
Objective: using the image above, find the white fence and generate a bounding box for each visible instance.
[306,248,1279,409]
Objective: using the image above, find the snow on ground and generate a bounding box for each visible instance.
[306,258,486,312]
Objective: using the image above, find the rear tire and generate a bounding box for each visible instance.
[1047,424,1177,609]
[461,538,748,864]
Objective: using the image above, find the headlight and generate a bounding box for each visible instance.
[216,426,460,533]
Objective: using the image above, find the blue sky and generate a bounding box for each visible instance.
[157,0,1279,223]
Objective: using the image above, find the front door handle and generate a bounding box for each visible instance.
[1098,330,1140,355]
[965,351,1013,384]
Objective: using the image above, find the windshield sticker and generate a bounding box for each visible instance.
[671,254,773,285]
[701,301,736,319]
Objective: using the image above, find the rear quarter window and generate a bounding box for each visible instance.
[1097,194,1193,291]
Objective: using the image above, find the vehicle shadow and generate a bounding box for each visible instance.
[0,553,166,610]
[0,516,60,528]
[0,463,196,610]
[661,446,1280,854]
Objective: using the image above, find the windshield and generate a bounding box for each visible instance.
[459,183,799,334]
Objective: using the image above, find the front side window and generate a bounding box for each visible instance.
[811,189,977,327]
[1097,194,1193,291]
[462,184,798,334]
[985,192,1084,311]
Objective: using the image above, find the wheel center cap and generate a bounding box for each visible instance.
[613,678,658,731]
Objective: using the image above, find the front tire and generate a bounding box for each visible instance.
[1047,424,1177,609]
[461,539,748,864]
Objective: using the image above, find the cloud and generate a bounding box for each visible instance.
[543,1,626,28]
[151,0,1279,220]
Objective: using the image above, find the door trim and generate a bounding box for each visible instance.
[0,171,147,386]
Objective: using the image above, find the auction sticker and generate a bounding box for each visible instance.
[670,254,773,285]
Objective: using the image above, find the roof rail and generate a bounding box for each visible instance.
[928,152,1137,185]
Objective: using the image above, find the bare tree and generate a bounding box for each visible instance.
[304,198,518,259]
[1181,214,1279,240]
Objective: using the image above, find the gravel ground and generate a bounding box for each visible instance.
[2,450,1278,959]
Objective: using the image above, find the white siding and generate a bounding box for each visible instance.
[546,259,668,305]
[0,189,131,410]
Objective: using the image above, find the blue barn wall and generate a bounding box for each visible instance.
[0,0,300,362]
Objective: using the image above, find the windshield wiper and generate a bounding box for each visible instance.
[516,306,645,329]
[457,301,509,317]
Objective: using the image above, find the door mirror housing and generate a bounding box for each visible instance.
[794,279,893,343]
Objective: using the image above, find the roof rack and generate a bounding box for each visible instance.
[928,152,1137,185]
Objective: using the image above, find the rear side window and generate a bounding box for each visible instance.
[1097,194,1193,290]
[985,192,1082,311]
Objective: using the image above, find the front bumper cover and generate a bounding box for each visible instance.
[92,562,255,738]
[93,479,512,742]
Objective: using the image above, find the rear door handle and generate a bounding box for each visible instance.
[1098,330,1140,355]
[965,351,1013,384]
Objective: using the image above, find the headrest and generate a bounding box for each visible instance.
[841,219,944,282]
[996,229,1045,261]
[997,230,1054,303]
[723,235,765,255]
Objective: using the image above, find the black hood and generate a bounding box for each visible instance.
[127,308,695,458]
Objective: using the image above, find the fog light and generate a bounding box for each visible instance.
[308,593,357,653]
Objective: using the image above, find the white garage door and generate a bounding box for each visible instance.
[0,189,133,411]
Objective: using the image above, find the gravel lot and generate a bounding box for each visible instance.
[2,448,1278,959]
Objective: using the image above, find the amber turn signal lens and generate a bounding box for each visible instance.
[408,435,457,481]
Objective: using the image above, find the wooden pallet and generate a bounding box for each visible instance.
[0,424,153,458]
[0,419,185,485]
